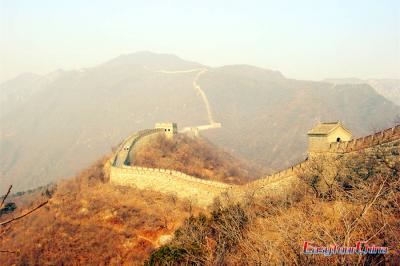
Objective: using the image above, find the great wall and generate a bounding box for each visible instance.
[154,68,222,134]
[110,125,236,207]
[110,71,399,205]
[327,126,400,153]
[109,122,400,207]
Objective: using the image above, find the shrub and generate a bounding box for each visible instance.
[145,246,187,266]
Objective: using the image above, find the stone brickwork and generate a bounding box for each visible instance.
[242,161,306,197]
[110,166,235,207]
[307,122,352,153]
[327,125,399,153]
[110,127,235,207]
[155,122,178,139]
[109,123,400,207]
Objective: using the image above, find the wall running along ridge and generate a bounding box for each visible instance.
[327,125,400,153]
[110,129,236,207]
[109,125,400,207]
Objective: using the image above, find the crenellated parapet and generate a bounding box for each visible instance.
[112,128,164,167]
[241,160,306,197]
[110,123,235,207]
[327,124,400,153]
[109,122,400,207]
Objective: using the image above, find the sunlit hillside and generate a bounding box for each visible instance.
[1,130,398,265]
[132,134,264,184]
[0,159,201,265]
[147,138,400,265]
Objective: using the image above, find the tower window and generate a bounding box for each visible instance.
[336,137,341,142]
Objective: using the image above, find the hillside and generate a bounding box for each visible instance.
[1,131,398,265]
[324,78,400,106]
[147,139,400,265]
[1,51,399,191]
[0,134,262,264]
[0,73,48,118]
[367,79,400,106]
[0,159,202,265]
[131,134,264,184]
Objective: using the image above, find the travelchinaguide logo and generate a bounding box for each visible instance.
[303,241,388,256]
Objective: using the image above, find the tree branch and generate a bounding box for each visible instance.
[0,250,18,254]
[0,185,12,209]
[344,175,388,245]
[0,201,48,226]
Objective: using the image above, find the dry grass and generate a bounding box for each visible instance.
[133,134,263,185]
[147,144,400,265]
[1,138,398,265]
[0,158,200,265]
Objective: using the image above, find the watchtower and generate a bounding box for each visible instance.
[307,122,352,154]
[155,122,178,139]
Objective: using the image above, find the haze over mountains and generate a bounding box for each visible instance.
[324,78,400,106]
[1,51,399,191]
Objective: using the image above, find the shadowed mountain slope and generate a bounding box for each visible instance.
[324,78,400,106]
[200,67,399,168]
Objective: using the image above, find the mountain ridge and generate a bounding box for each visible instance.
[0,51,399,191]
[324,77,400,106]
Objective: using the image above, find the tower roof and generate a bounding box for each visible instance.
[308,122,351,136]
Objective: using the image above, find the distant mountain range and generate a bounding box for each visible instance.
[324,78,400,106]
[1,51,399,191]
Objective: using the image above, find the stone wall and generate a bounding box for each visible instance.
[110,128,235,207]
[110,166,235,207]
[242,161,306,197]
[328,125,400,153]
[109,124,400,207]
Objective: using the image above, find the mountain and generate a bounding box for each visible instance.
[201,69,399,168]
[101,51,204,70]
[367,79,400,106]
[324,78,400,106]
[0,73,48,118]
[324,77,365,84]
[0,52,207,191]
[1,52,399,191]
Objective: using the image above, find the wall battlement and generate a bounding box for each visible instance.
[109,123,400,207]
[110,126,234,206]
[328,125,400,153]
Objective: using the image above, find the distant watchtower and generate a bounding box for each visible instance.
[307,122,352,154]
[155,122,178,139]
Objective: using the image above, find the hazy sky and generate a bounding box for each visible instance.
[0,0,399,82]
